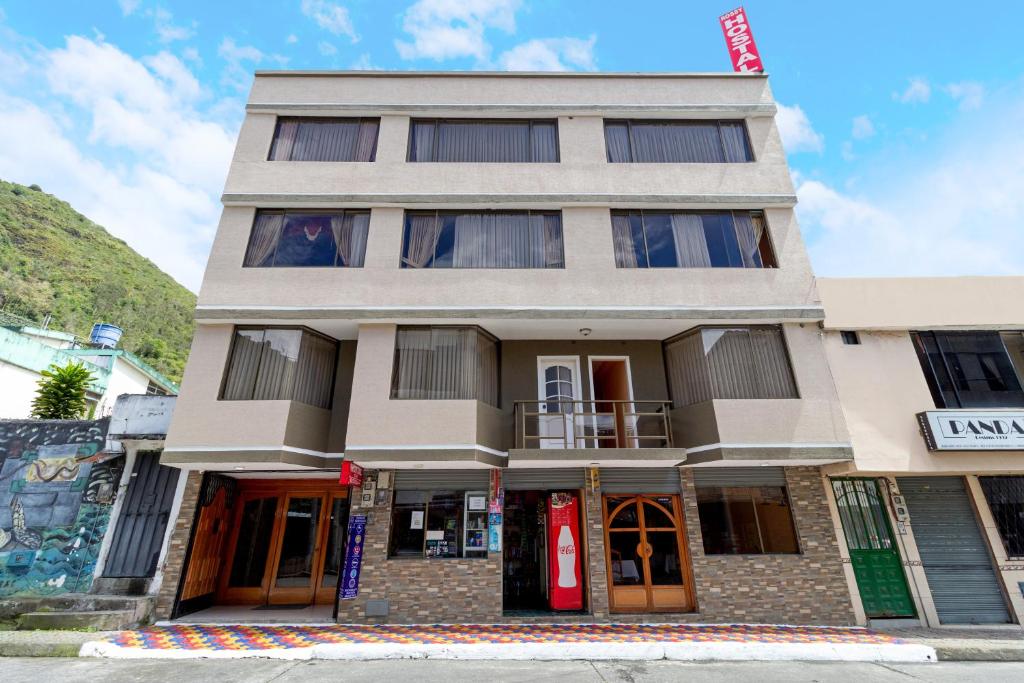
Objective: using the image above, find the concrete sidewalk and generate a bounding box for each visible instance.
[878,627,1024,662]
[76,623,937,662]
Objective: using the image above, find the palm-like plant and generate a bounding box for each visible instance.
[30,361,95,419]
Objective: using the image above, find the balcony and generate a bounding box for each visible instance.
[510,399,686,468]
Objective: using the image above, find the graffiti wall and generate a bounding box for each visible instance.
[0,418,122,598]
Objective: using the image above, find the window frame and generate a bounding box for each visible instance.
[243,209,371,269]
[218,325,339,409]
[387,489,489,559]
[979,476,1024,560]
[662,324,801,406]
[610,209,776,269]
[406,118,561,163]
[389,325,501,406]
[694,484,802,555]
[267,116,380,162]
[911,330,1024,409]
[604,119,755,163]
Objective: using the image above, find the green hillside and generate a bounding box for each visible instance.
[0,179,196,382]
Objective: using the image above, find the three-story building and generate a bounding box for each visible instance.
[156,71,857,625]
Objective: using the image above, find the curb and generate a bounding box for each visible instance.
[0,642,84,658]
[935,645,1024,662]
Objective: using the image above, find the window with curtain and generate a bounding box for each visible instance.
[664,326,798,406]
[390,326,499,406]
[912,331,1024,409]
[220,327,337,409]
[269,117,379,161]
[604,120,753,163]
[696,486,800,554]
[611,210,775,269]
[979,476,1024,558]
[244,210,370,268]
[408,119,559,162]
[400,211,563,269]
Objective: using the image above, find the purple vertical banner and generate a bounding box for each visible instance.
[339,514,367,601]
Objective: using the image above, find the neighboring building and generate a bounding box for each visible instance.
[820,277,1024,627]
[156,70,858,625]
[0,315,179,419]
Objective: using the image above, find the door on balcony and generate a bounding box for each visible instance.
[603,494,694,613]
[537,357,582,449]
[589,357,636,448]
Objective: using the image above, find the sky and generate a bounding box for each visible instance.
[0,1,1022,292]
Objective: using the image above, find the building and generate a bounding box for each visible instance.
[820,277,1024,628]
[0,315,179,419]
[156,70,858,625]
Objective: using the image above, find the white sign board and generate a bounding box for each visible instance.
[918,410,1024,451]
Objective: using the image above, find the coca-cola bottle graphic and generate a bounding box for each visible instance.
[556,524,577,588]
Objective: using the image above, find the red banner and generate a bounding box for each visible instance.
[719,7,764,73]
[547,492,583,610]
[339,461,363,487]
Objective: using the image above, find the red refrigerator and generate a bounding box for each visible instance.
[547,491,583,610]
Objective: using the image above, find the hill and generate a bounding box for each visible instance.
[0,179,196,383]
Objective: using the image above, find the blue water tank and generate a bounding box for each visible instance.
[90,323,123,349]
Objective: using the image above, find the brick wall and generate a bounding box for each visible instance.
[334,481,502,624]
[681,466,856,625]
[583,485,610,619]
[154,471,203,619]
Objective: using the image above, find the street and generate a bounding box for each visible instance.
[3,658,1024,682]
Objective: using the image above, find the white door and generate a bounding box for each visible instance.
[537,357,582,449]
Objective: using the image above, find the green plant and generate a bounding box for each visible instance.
[30,361,95,419]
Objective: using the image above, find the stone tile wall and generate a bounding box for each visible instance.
[153,471,202,619]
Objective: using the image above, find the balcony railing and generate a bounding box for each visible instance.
[514,399,674,449]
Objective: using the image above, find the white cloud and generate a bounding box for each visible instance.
[350,53,377,70]
[301,0,358,42]
[286,34,299,44]
[117,0,140,15]
[218,38,277,92]
[851,114,875,140]
[775,103,824,154]
[395,0,520,62]
[894,77,931,104]
[945,81,984,111]
[498,35,597,71]
[181,47,201,65]
[151,7,194,43]
[0,35,241,290]
[317,41,338,57]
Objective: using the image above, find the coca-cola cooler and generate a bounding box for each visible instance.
[546,491,583,610]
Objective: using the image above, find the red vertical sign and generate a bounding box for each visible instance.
[719,7,764,73]
[339,461,363,487]
[547,492,583,610]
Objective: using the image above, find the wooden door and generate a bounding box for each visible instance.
[267,493,329,605]
[180,486,230,601]
[218,492,282,604]
[315,492,351,604]
[603,495,694,613]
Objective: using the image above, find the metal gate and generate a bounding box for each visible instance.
[897,476,1010,624]
[103,451,180,578]
[831,478,915,618]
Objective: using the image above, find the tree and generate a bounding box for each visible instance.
[30,361,95,419]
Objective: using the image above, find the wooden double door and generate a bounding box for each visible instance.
[603,494,695,613]
[218,481,349,606]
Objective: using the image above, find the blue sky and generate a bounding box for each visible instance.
[1,1,1022,290]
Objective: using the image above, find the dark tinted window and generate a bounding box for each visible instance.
[980,476,1024,558]
[409,119,558,162]
[912,331,1024,408]
[605,120,752,163]
[696,486,799,554]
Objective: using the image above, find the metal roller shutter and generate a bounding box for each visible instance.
[897,476,1010,625]
[393,470,490,490]
[691,467,787,487]
[600,468,680,493]
[504,468,585,490]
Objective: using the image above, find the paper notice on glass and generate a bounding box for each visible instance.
[410,510,424,529]
[426,530,444,540]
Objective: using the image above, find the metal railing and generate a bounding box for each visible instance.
[513,399,674,449]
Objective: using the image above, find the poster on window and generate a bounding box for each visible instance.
[488,512,503,552]
[339,514,367,601]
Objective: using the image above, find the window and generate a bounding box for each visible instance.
[244,210,370,268]
[408,119,558,162]
[611,210,775,269]
[221,327,337,409]
[401,210,563,269]
[389,491,488,558]
[840,331,861,345]
[269,117,379,161]
[604,120,753,163]
[912,331,1024,408]
[391,326,499,406]
[696,486,799,554]
[664,326,798,406]
[145,381,168,396]
[979,476,1024,558]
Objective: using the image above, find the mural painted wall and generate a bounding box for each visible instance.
[0,418,122,597]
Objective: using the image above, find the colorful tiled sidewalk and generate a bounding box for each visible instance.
[79,623,938,662]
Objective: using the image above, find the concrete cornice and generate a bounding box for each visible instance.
[253,70,769,79]
[245,103,778,117]
[220,192,798,208]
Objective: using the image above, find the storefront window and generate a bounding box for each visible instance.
[389,490,485,559]
[980,476,1024,558]
[696,486,800,554]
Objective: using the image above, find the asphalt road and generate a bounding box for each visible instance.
[3,658,1024,682]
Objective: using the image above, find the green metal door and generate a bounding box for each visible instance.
[831,478,915,618]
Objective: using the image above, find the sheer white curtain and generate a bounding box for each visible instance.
[244,212,284,266]
[671,213,711,267]
[665,332,714,406]
[331,211,370,267]
[604,122,632,162]
[392,327,498,404]
[611,213,639,267]
[269,121,299,160]
[222,330,265,399]
[732,212,763,268]
[401,213,440,268]
[252,329,301,400]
